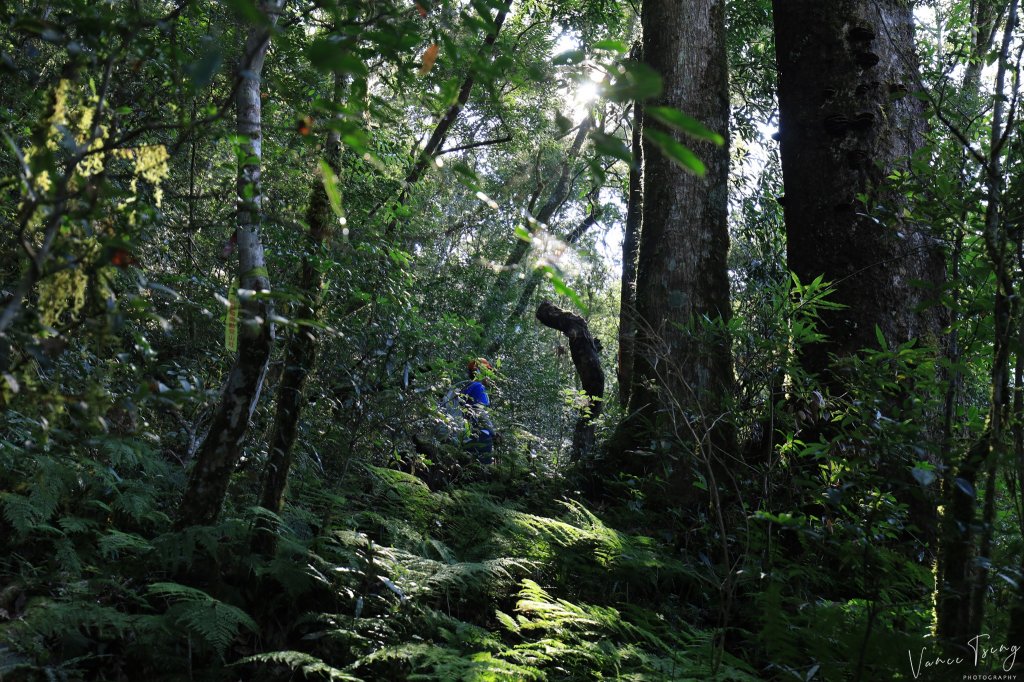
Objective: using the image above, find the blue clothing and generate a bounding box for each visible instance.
[461,381,490,407]
[459,381,493,463]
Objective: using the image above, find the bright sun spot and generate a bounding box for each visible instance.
[574,81,599,107]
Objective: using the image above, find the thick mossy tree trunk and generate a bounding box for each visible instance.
[615,0,734,476]
[176,1,284,529]
[254,80,343,552]
[772,1,946,376]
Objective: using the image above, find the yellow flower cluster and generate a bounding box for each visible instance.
[46,79,71,150]
[111,144,170,206]
[133,145,170,184]
[38,267,88,328]
[34,170,52,193]
[78,125,108,178]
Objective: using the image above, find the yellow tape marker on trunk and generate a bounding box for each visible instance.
[225,278,240,352]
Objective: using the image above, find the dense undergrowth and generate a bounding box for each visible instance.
[0,416,768,680]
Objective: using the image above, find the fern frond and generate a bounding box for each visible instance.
[238,650,362,681]
[148,582,257,658]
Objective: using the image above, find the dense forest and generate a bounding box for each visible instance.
[1,0,1023,679]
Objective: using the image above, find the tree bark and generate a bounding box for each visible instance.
[615,0,733,472]
[772,0,946,377]
[176,1,284,528]
[536,301,604,460]
[618,98,642,408]
[253,76,343,553]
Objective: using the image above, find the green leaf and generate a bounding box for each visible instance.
[514,225,533,242]
[874,324,887,351]
[606,61,662,102]
[643,129,705,176]
[591,39,628,53]
[590,131,632,163]
[319,160,343,217]
[646,106,724,145]
[552,49,585,66]
[538,266,588,315]
[307,38,368,76]
[185,49,223,92]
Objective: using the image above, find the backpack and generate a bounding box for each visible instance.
[435,381,471,443]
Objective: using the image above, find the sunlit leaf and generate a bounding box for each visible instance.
[591,39,628,53]
[606,61,662,101]
[319,160,343,217]
[552,49,585,66]
[646,106,724,145]
[643,128,705,175]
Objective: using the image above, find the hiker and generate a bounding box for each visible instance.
[460,358,497,464]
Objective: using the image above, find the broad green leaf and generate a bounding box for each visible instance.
[591,39,628,53]
[307,38,368,76]
[590,131,632,163]
[646,106,724,145]
[552,49,585,66]
[643,128,705,176]
[606,61,662,102]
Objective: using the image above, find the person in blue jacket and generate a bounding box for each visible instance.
[461,358,496,464]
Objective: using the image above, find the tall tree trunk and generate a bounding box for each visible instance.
[772,0,948,578]
[615,0,733,475]
[176,1,284,528]
[772,0,946,378]
[617,99,642,409]
[253,76,343,553]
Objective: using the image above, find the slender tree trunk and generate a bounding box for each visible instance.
[403,3,510,189]
[617,99,642,408]
[615,0,733,474]
[486,118,593,298]
[176,1,284,528]
[253,77,343,553]
[937,0,1017,651]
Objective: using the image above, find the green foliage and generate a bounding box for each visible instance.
[1,0,1022,679]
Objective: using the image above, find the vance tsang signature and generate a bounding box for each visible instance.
[908,634,1020,679]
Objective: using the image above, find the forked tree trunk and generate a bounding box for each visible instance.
[941,0,1018,651]
[176,1,284,528]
